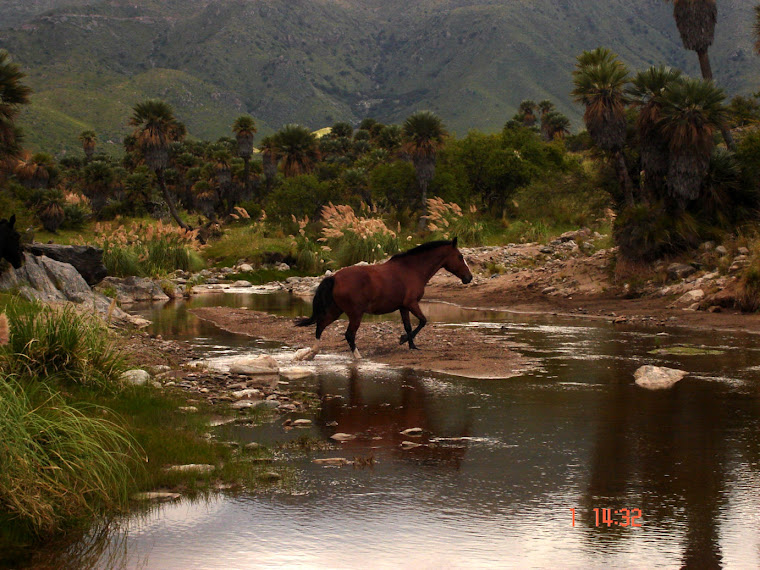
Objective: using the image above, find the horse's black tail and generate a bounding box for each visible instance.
[295,276,335,327]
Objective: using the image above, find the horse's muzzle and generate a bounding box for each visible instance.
[462,275,472,284]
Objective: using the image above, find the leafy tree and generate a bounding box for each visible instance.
[572,48,634,207]
[376,124,402,152]
[368,161,418,211]
[402,111,448,228]
[0,50,31,168]
[128,99,189,229]
[331,121,353,139]
[266,174,335,220]
[274,124,320,177]
[727,95,760,127]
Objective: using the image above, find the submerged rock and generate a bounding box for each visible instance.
[330,433,356,442]
[230,355,279,375]
[634,365,688,390]
[132,492,181,502]
[292,419,313,428]
[280,366,313,379]
[313,458,352,466]
[400,427,424,437]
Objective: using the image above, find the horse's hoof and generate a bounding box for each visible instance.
[409,345,420,351]
[399,334,408,345]
[352,349,362,360]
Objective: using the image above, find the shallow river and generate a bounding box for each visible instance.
[55,293,760,568]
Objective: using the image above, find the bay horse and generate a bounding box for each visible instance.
[0,215,23,270]
[296,238,472,359]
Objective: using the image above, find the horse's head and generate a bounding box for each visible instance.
[443,237,472,284]
[0,215,23,269]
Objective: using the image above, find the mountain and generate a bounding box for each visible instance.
[1,0,759,155]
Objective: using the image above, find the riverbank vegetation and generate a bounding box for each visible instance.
[0,303,282,562]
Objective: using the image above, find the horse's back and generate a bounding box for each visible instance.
[332,263,406,314]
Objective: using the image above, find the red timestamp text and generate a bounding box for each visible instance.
[570,507,643,527]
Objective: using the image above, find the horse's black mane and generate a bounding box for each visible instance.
[390,239,453,260]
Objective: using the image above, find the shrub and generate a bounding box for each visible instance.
[84,221,205,277]
[1,303,126,391]
[615,202,700,261]
[319,203,399,266]
[426,197,487,246]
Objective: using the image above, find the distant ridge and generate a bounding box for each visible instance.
[2,0,758,154]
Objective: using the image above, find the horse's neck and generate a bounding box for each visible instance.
[397,249,448,284]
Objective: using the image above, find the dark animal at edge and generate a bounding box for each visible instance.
[0,215,23,270]
[296,238,472,358]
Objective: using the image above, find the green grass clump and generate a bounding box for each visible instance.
[0,377,139,538]
[2,303,127,391]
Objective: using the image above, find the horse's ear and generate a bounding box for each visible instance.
[451,236,458,247]
[9,214,15,228]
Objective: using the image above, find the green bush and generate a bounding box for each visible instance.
[614,202,700,261]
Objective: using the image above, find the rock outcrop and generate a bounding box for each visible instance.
[25,243,107,285]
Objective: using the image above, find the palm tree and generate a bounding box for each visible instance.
[572,48,635,206]
[82,160,114,216]
[627,66,683,201]
[402,110,448,229]
[754,5,760,54]
[79,130,97,161]
[668,0,734,149]
[542,111,571,141]
[129,99,189,230]
[0,50,32,168]
[657,77,727,208]
[14,152,54,189]
[232,116,257,199]
[274,124,320,177]
[259,135,279,194]
[517,100,538,127]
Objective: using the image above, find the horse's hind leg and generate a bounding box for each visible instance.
[399,308,419,350]
[404,302,427,347]
[344,312,363,359]
[297,305,342,361]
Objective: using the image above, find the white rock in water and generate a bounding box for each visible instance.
[293,347,316,362]
[230,355,279,375]
[400,427,424,437]
[231,388,263,400]
[281,366,313,379]
[400,441,423,449]
[634,365,688,390]
[231,280,253,288]
[330,432,356,442]
[238,263,254,272]
[165,464,215,473]
[132,492,181,502]
[121,369,151,386]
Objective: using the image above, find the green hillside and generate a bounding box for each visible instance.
[2,0,759,155]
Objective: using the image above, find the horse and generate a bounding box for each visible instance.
[0,215,23,270]
[296,238,472,359]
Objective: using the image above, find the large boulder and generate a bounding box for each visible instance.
[26,243,107,285]
[96,276,170,304]
[0,253,145,327]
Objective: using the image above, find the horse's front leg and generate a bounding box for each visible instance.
[399,302,427,348]
[399,308,419,350]
[345,312,363,359]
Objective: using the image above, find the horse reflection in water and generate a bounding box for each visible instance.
[296,239,472,359]
[317,367,474,469]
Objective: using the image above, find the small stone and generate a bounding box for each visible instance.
[121,369,151,386]
[231,388,263,400]
[231,280,253,288]
[400,441,423,449]
[330,433,356,442]
[238,263,254,272]
[708,305,722,313]
[667,263,696,281]
[313,458,352,466]
[715,245,728,256]
[292,419,313,427]
[261,471,282,481]
[674,289,704,306]
[244,442,261,450]
[400,427,424,437]
[277,263,290,271]
[165,464,215,473]
[178,406,198,413]
[280,366,313,379]
[293,347,316,361]
[738,246,750,256]
[229,355,279,376]
[613,316,628,324]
